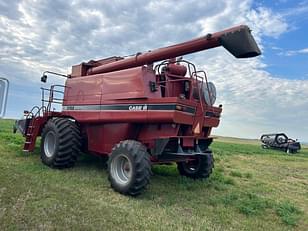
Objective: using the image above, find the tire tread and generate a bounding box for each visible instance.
[41,117,81,169]
[108,140,151,196]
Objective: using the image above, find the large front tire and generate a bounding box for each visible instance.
[40,118,81,168]
[177,153,214,179]
[108,140,151,196]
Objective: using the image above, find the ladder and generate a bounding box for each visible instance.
[23,85,65,152]
[22,106,47,152]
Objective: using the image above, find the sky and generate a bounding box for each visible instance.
[0,0,307,141]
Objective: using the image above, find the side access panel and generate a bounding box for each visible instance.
[85,123,140,155]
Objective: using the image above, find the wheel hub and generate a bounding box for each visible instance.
[44,131,56,158]
[184,159,200,173]
[111,154,133,186]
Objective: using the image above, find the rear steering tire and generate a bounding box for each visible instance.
[177,153,214,179]
[108,140,151,196]
[40,117,81,168]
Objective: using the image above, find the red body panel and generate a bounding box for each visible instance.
[86,123,138,154]
[60,66,222,155]
[65,67,160,105]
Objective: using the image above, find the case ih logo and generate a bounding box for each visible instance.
[128,105,148,111]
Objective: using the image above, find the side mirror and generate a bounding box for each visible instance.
[41,74,48,83]
[0,77,9,118]
[40,71,70,83]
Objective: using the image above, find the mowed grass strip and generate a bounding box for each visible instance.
[0,119,307,230]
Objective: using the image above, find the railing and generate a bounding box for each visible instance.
[41,84,66,112]
[26,105,47,120]
[155,60,205,100]
[192,70,215,115]
[154,59,218,119]
[155,59,198,80]
[155,59,206,103]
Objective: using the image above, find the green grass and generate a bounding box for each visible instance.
[1,119,308,230]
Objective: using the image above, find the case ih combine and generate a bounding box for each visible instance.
[15,25,260,195]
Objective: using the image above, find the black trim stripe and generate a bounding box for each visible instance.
[205,111,220,118]
[63,104,195,114]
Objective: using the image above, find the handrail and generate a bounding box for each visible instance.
[26,106,40,119]
[41,84,66,112]
[192,71,216,115]
[191,72,204,116]
[155,59,203,102]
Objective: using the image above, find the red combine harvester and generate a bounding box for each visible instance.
[15,25,261,195]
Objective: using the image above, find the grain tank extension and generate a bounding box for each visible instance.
[15,25,261,196]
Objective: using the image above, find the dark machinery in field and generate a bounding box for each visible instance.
[14,25,261,195]
[260,133,301,153]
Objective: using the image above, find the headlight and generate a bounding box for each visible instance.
[202,82,216,106]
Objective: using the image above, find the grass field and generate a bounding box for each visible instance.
[1,119,308,230]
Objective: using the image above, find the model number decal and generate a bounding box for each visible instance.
[128,105,148,111]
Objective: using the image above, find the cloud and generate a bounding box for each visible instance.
[280,48,308,56]
[281,1,308,17]
[0,0,289,80]
[246,7,288,38]
[1,0,308,141]
[0,0,21,20]
[203,51,308,140]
